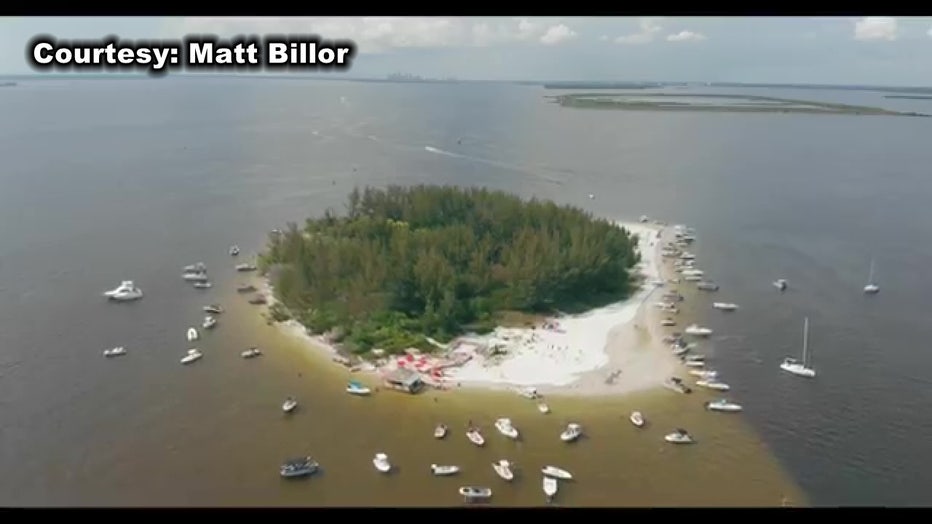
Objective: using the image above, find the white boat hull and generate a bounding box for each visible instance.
[180,353,202,365]
[467,431,485,446]
[494,419,519,439]
[543,477,558,498]
[430,464,459,476]
[346,387,371,395]
[541,466,572,480]
[373,461,391,473]
[664,434,695,444]
[629,412,645,427]
[492,461,514,481]
[780,362,816,377]
[186,328,198,342]
[538,403,550,414]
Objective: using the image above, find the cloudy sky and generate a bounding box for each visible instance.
[3,16,932,84]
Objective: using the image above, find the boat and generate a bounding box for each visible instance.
[247,295,267,305]
[516,386,539,399]
[103,346,127,358]
[684,360,705,368]
[236,284,257,293]
[664,428,695,444]
[203,304,223,314]
[183,262,206,273]
[712,302,739,311]
[202,316,217,329]
[430,464,460,476]
[681,269,704,277]
[180,348,202,365]
[705,399,743,412]
[229,245,240,256]
[494,418,519,439]
[182,272,209,282]
[282,397,298,413]
[774,278,788,291]
[186,327,198,342]
[543,476,558,500]
[689,369,718,378]
[538,402,550,414]
[193,281,212,289]
[434,424,448,439]
[683,275,702,282]
[696,379,730,391]
[780,317,816,378]
[492,460,514,481]
[541,465,573,480]
[679,252,696,260]
[346,381,371,395]
[103,280,144,301]
[372,452,391,473]
[864,258,880,294]
[560,423,583,442]
[241,347,262,358]
[661,318,676,326]
[458,486,492,502]
[696,281,720,291]
[685,354,705,362]
[672,344,690,357]
[663,377,692,394]
[629,411,645,427]
[235,263,257,272]
[466,428,485,446]
[685,324,713,337]
[280,456,319,478]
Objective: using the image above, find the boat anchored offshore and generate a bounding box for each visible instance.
[241,347,262,359]
[180,348,202,365]
[346,381,371,395]
[541,465,573,480]
[103,280,143,301]
[629,411,645,428]
[664,428,695,444]
[494,418,519,439]
[466,427,485,447]
[280,457,319,478]
[373,453,392,473]
[780,317,816,378]
[492,460,514,481]
[430,464,460,476]
[560,423,583,442]
[282,397,298,413]
[705,399,743,412]
[103,346,127,358]
[434,424,448,439]
[543,476,558,501]
[459,486,492,502]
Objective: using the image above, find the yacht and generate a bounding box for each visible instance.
[372,453,392,473]
[560,423,583,442]
[696,379,730,391]
[430,464,460,476]
[541,465,573,480]
[689,369,718,379]
[459,486,492,502]
[103,281,143,301]
[433,424,448,439]
[780,317,816,378]
[103,346,127,358]
[183,262,206,273]
[629,411,645,428]
[186,327,199,342]
[864,258,880,294]
[203,304,224,314]
[282,397,298,413]
[705,399,743,412]
[182,271,209,282]
[180,348,203,365]
[494,418,519,439]
[492,460,514,481]
[712,302,738,311]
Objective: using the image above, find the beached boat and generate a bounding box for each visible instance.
[459,486,492,502]
[192,281,212,289]
[372,453,391,473]
[235,263,257,272]
[781,317,816,378]
[203,304,223,314]
[689,369,718,378]
[241,347,262,359]
[103,346,127,358]
[516,386,539,399]
[180,348,202,365]
[236,284,256,293]
[202,316,217,329]
[685,354,705,362]
[696,379,730,391]
[466,428,485,447]
[346,381,371,395]
[705,399,743,412]
[280,456,318,478]
[186,327,198,342]
[541,465,573,480]
[713,302,738,311]
[103,280,144,301]
[864,258,879,294]
[560,423,583,442]
[774,278,788,291]
[494,418,519,439]
[430,464,460,476]
[282,397,298,413]
[543,476,558,500]
[663,377,692,394]
[661,318,676,326]
[664,429,695,444]
[229,245,240,256]
[685,324,713,336]
[492,460,514,481]
[696,281,720,291]
[538,402,550,414]
[684,360,705,368]
[629,411,645,428]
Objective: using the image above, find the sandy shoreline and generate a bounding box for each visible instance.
[260,219,690,398]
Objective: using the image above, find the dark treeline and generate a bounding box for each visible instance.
[261,185,641,354]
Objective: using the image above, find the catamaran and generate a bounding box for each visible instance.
[780,317,816,378]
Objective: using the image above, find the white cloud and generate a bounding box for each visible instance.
[666,30,706,42]
[614,17,663,45]
[539,24,577,45]
[854,17,897,41]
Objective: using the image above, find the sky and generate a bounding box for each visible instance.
[2,16,932,85]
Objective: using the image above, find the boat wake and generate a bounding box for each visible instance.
[423,146,565,185]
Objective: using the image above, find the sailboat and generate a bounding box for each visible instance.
[863,258,879,294]
[780,317,816,378]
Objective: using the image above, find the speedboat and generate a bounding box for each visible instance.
[706,399,743,412]
[466,428,485,447]
[186,327,198,342]
[696,281,720,291]
[664,428,695,444]
[229,245,240,256]
[538,402,550,414]
[280,456,319,478]
[459,486,492,502]
[661,318,676,326]
[203,304,223,314]
[346,381,371,395]
[235,263,257,272]
[713,302,739,311]
[543,476,558,500]
[684,360,705,368]
[430,464,460,476]
[492,460,514,481]
[180,348,202,365]
[182,271,209,282]
[282,397,298,413]
[202,316,217,329]
[689,369,718,378]
[774,278,788,291]
[193,281,212,289]
[183,262,206,273]
[434,424,448,439]
[685,324,713,336]
[560,423,583,442]
[629,411,645,428]
[103,346,127,358]
[494,418,519,439]
[236,284,257,293]
[696,379,730,391]
[103,281,143,301]
[516,386,539,399]
[372,452,391,473]
[685,354,705,362]
[541,465,572,480]
[241,347,262,358]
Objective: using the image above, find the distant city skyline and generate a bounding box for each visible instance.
[3,17,932,85]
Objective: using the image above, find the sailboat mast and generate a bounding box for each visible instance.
[868,258,875,284]
[802,317,810,366]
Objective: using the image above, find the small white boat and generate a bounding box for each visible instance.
[696,379,730,391]
[235,263,257,272]
[630,411,645,427]
[203,304,223,314]
[689,369,718,378]
[346,381,371,395]
[696,281,720,291]
[685,354,705,362]
[103,346,127,358]
[182,272,209,282]
[186,327,199,342]
[560,423,583,442]
[229,245,240,256]
[192,281,212,289]
[672,344,690,357]
[664,429,695,444]
[681,269,704,277]
[282,397,298,413]
[180,348,202,365]
[241,347,262,358]
[543,476,558,500]
[202,316,217,329]
[661,318,676,326]
[466,428,485,446]
[683,275,702,282]
[774,278,788,291]
[103,280,143,301]
[685,324,713,336]
[492,460,514,481]
[516,386,539,399]
[713,302,739,311]
[684,360,705,368]
[430,464,459,476]
[183,262,206,273]
[538,402,550,414]
[781,317,816,378]
[706,399,743,412]
[372,452,391,473]
[541,465,572,480]
[494,418,519,439]
[434,424,448,439]
[459,486,492,502]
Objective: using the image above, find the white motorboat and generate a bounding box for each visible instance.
[672,344,690,357]
[346,381,371,395]
[229,245,240,256]
[685,324,713,337]
[661,318,676,326]
[780,317,816,378]
[713,302,739,311]
[182,272,209,282]
[494,418,519,439]
[103,346,127,358]
[180,348,202,365]
[183,262,206,273]
[538,402,550,414]
[774,278,788,291]
[202,316,217,330]
[696,379,730,391]
[103,280,143,301]
[203,304,224,314]
[560,423,583,442]
[492,460,514,481]
[706,399,743,412]
[864,258,879,294]
[541,465,573,480]
[434,424,448,439]
[689,369,718,378]
[186,327,199,342]
[282,397,298,413]
[466,428,485,447]
[696,281,720,291]
[543,476,558,500]
[664,429,695,444]
[241,347,262,358]
[629,411,645,428]
[516,386,539,399]
[459,486,492,502]
[685,354,705,362]
[683,275,702,282]
[192,281,212,289]
[235,263,257,272]
[430,464,460,476]
[279,457,319,478]
[372,453,391,473]
[681,269,704,277]
[684,360,705,368]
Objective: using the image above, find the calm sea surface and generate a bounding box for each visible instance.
[1,77,931,506]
